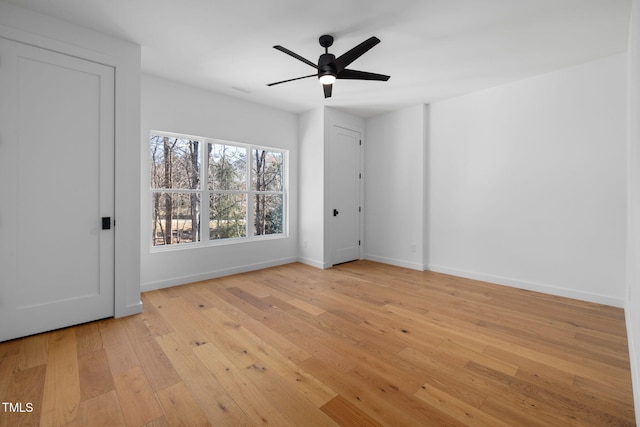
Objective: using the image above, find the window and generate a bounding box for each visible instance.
[151,132,286,248]
[151,135,201,246]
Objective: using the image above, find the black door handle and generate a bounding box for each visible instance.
[333,209,339,217]
[102,217,111,230]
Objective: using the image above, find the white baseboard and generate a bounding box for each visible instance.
[140,257,298,292]
[297,256,332,269]
[625,308,640,425]
[426,264,625,308]
[115,301,143,318]
[364,254,424,271]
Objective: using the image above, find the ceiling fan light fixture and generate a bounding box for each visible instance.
[269,35,389,98]
[319,73,336,85]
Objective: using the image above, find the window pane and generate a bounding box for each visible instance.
[152,192,200,246]
[254,194,283,236]
[150,135,201,190]
[209,143,247,190]
[210,193,247,239]
[252,149,283,192]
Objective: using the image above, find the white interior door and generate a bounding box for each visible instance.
[329,125,361,265]
[0,38,115,342]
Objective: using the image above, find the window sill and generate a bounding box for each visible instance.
[149,233,289,254]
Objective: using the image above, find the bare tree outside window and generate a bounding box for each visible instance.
[209,143,247,239]
[151,135,201,246]
[252,149,284,236]
[150,132,286,248]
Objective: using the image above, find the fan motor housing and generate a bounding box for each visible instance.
[318,53,336,69]
[318,53,337,80]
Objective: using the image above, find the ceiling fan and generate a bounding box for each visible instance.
[267,35,390,98]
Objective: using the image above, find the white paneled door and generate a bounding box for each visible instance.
[329,125,361,265]
[0,38,115,341]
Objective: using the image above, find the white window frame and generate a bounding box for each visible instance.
[150,130,288,251]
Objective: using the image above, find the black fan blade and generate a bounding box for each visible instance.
[333,37,380,72]
[323,83,333,98]
[273,45,318,69]
[337,69,390,81]
[267,74,317,87]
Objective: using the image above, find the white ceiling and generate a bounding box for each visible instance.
[3,0,631,117]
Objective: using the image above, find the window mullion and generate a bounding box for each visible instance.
[201,140,209,243]
[247,146,253,238]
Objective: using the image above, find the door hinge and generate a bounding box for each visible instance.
[359,140,362,146]
[359,173,361,179]
[358,240,361,246]
[359,206,361,213]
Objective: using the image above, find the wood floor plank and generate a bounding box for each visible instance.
[466,361,634,426]
[17,333,49,371]
[392,299,631,387]
[191,340,304,426]
[141,417,168,427]
[321,395,384,427]
[187,283,252,322]
[155,332,249,426]
[0,261,634,426]
[476,318,631,368]
[121,315,182,392]
[316,309,408,354]
[398,346,492,408]
[285,330,355,373]
[139,293,175,337]
[482,344,577,386]
[273,289,327,316]
[415,383,510,427]
[75,321,103,356]
[151,294,259,370]
[0,339,20,360]
[515,368,636,424]
[40,329,80,427]
[437,339,519,376]
[202,307,337,407]
[573,374,637,409]
[241,316,312,364]
[300,356,459,426]
[113,366,163,427]
[0,364,45,427]
[0,355,18,403]
[74,390,125,427]
[479,395,555,427]
[155,382,211,427]
[78,349,114,401]
[99,318,140,375]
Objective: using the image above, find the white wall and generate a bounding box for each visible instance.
[141,74,298,290]
[626,0,640,421]
[364,105,428,270]
[429,53,628,307]
[0,2,142,317]
[298,107,326,268]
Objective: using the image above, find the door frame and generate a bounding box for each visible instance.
[327,123,365,265]
[0,37,116,341]
[0,11,142,319]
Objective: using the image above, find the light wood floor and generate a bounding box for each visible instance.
[0,261,635,426]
